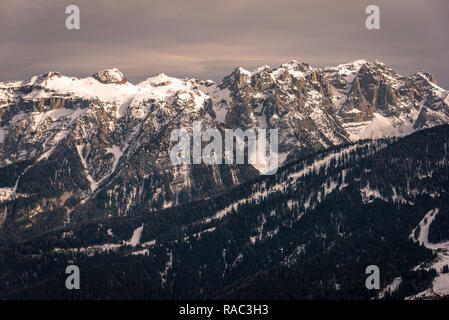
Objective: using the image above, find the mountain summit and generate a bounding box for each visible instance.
[92,68,127,84]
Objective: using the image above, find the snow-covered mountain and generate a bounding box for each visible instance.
[0,60,448,240]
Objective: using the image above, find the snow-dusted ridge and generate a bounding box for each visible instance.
[198,140,389,226]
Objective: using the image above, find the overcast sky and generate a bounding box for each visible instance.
[1,0,448,88]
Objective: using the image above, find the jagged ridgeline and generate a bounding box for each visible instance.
[0,60,448,242]
[1,125,448,299]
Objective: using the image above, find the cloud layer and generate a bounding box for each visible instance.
[1,0,448,88]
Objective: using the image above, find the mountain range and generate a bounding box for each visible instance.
[0,60,448,299]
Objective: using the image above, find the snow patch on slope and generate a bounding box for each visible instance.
[106,145,123,173]
[125,224,144,247]
[378,277,402,299]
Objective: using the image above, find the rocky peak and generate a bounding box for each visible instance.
[140,73,175,87]
[271,60,314,82]
[252,65,272,74]
[93,68,127,84]
[220,67,252,90]
[340,59,368,70]
[413,72,439,86]
[27,71,64,86]
[282,60,312,72]
[42,71,64,79]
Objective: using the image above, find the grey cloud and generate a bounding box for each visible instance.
[0,0,448,88]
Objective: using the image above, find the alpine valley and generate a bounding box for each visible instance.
[0,60,449,299]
